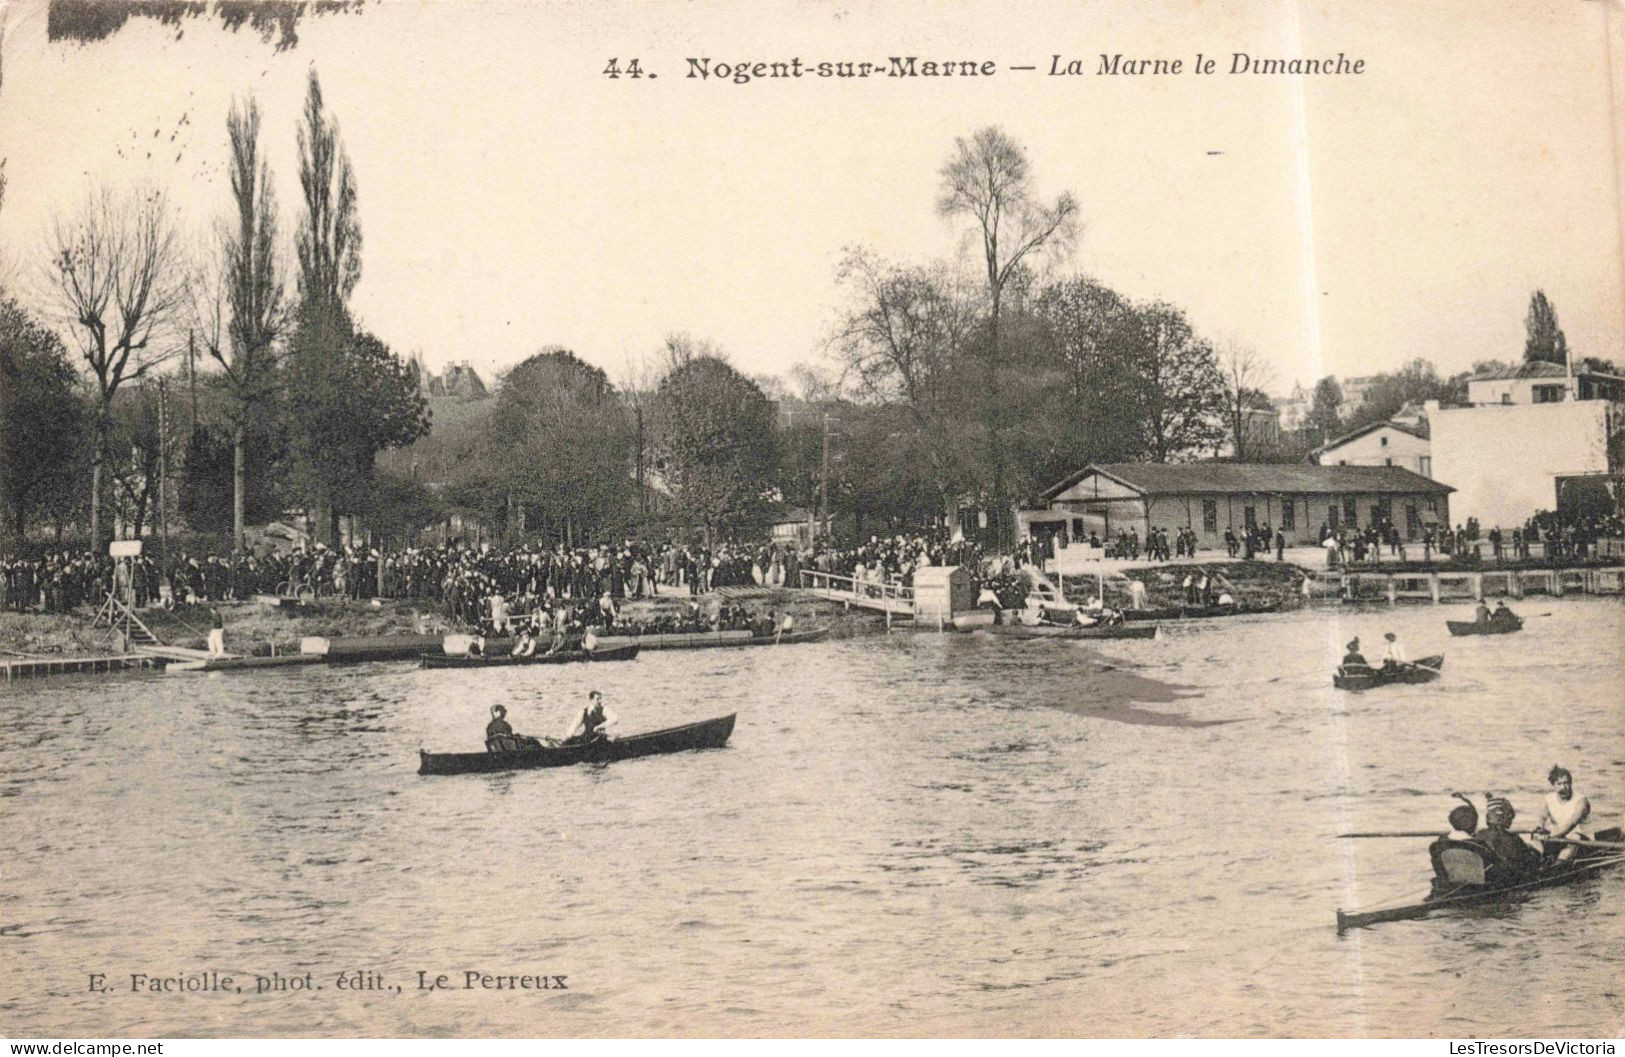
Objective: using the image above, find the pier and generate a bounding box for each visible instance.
[1315,566,1625,604]
[2,654,159,680]
[798,570,915,623]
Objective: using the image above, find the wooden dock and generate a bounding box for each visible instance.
[1317,566,1625,604]
[2,654,160,680]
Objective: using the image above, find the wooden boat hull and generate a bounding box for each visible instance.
[1337,828,1624,931]
[418,713,736,775]
[1445,618,1523,636]
[596,627,829,651]
[981,622,1158,640]
[1122,602,1279,622]
[168,653,325,673]
[419,643,640,669]
[1333,655,1444,691]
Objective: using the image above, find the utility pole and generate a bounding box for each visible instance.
[156,377,169,572]
[817,411,831,541]
[186,329,198,437]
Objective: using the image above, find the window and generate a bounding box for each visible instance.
[1385,457,1393,466]
[1343,497,1358,526]
[1328,505,1339,530]
[1406,503,1421,537]
[1243,505,1257,530]
[1380,435,1388,447]
[1202,500,1217,533]
[1282,499,1295,530]
[1375,498,1392,526]
[1419,456,1432,478]
[1533,385,1565,403]
[1501,393,1512,405]
[1072,518,1086,539]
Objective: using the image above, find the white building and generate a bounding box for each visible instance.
[1466,361,1625,407]
[1431,400,1616,530]
[1313,420,1433,478]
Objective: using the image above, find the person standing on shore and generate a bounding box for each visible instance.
[207,606,226,657]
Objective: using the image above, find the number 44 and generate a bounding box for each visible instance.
[604,58,646,79]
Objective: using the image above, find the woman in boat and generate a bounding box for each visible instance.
[512,628,537,658]
[1341,638,1372,672]
[1474,796,1544,882]
[486,704,513,739]
[1444,795,1478,841]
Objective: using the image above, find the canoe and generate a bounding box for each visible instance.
[595,627,830,651]
[167,653,325,673]
[1122,602,1279,622]
[1445,617,1523,636]
[981,622,1158,640]
[1333,655,1444,691]
[418,713,736,775]
[1337,827,1624,931]
[420,643,640,669]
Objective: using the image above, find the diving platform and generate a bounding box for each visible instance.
[798,570,915,618]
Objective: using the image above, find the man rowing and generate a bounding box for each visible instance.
[1535,765,1591,862]
[1444,794,1478,841]
[1474,795,1544,882]
[559,690,619,746]
[1491,600,1519,625]
[1380,631,1408,669]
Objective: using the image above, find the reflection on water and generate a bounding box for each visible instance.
[1,601,1621,1037]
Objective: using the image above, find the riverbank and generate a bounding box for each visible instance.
[0,589,883,660]
[1061,558,1310,612]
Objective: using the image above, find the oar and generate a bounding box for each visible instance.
[1544,836,1625,849]
[1337,829,1536,839]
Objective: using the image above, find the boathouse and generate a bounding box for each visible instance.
[1021,463,1452,548]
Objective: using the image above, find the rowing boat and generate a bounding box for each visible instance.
[418,713,736,775]
[419,643,640,669]
[595,627,830,651]
[1445,617,1523,636]
[1122,602,1280,622]
[1333,655,1444,691]
[980,622,1158,640]
[1336,827,1624,931]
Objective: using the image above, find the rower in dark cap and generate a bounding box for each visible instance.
[486,704,513,740]
[1341,638,1372,672]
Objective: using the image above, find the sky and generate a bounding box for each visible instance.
[3,0,1622,396]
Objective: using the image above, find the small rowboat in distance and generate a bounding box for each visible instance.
[981,622,1158,640]
[1337,827,1624,931]
[1445,617,1523,637]
[420,643,640,669]
[1121,602,1279,622]
[418,713,736,775]
[1333,655,1444,691]
[595,627,829,651]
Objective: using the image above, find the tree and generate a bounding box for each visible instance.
[1307,376,1344,441]
[1523,290,1568,366]
[294,69,360,310]
[0,299,87,540]
[43,185,185,544]
[653,354,777,536]
[283,307,429,542]
[937,127,1079,543]
[1129,301,1227,462]
[1340,358,1455,432]
[196,94,284,550]
[487,348,633,544]
[1031,276,1149,474]
[831,248,981,507]
[1219,341,1274,461]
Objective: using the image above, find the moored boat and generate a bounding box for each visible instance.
[1336,827,1624,931]
[420,643,640,669]
[1445,617,1523,636]
[1121,602,1280,622]
[1333,655,1444,691]
[981,622,1158,640]
[595,626,829,651]
[418,713,736,775]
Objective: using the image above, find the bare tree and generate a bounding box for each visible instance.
[44,186,186,544]
[196,94,284,550]
[938,126,1078,543]
[1219,340,1274,461]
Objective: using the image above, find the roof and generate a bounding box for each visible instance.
[1042,462,1453,502]
[1312,418,1429,456]
[1469,361,1567,382]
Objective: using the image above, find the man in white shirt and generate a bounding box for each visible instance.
[1380,631,1407,668]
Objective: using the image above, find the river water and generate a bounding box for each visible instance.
[3,600,1622,1038]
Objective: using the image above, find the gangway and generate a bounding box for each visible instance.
[798,569,915,620]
